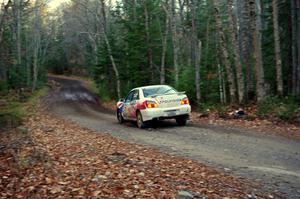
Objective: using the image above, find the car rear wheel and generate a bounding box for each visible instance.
[117,109,124,124]
[136,111,145,129]
[176,116,187,126]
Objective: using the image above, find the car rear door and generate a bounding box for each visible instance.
[123,91,134,119]
[128,90,139,120]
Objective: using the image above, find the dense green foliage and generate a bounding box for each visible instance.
[258,96,300,122]
[45,0,299,106]
[1,0,300,110]
[0,0,49,93]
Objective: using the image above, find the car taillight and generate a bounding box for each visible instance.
[181,98,189,105]
[144,100,158,108]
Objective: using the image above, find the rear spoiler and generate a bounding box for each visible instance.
[150,91,186,98]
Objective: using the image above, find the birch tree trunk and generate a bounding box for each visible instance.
[104,34,120,99]
[228,0,245,103]
[170,0,179,87]
[144,3,154,82]
[0,0,11,44]
[190,0,201,104]
[249,0,266,102]
[133,0,137,21]
[296,0,300,95]
[272,0,283,96]
[14,0,22,66]
[195,40,202,104]
[218,64,225,104]
[100,0,121,99]
[212,0,237,103]
[291,0,297,95]
[239,0,254,100]
[160,1,169,84]
[32,0,41,91]
[25,30,31,86]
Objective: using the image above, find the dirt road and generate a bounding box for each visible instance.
[48,76,300,198]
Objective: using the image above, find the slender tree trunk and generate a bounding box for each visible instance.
[228,0,245,103]
[249,0,266,102]
[170,0,179,87]
[272,0,283,96]
[87,34,98,66]
[178,0,185,29]
[133,0,137,22]
[15,0,22,66]
[212,0,237,103]
[160,40,166,83]
[100,0,121,99]
[204,15,210,64]
[0,0,11,44]
[177,0,185,68]
[195,40,202,104]
[144,3,154,82]
[291,0,297,95]
[296,0,300,95]
[32,0,41,91]
[25,31,31,87]
[218,64,225,104]
[160,2,169,84]
[93,42,98,66]
[239,0,254,101]
[32,38,40,91]
[104,34,121,99]
[190,0,201,104]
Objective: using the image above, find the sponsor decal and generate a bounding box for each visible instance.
[158,99,181,104]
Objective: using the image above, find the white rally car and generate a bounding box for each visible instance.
[116,85,191,128]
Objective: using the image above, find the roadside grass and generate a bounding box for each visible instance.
[0,87,49,129]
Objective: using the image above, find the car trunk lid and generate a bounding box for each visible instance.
[153,94,185,108]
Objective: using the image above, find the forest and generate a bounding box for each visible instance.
[0,0,300,107]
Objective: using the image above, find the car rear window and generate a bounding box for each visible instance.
[143,86,177,97]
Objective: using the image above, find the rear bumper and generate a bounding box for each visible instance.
[140,105,191,121]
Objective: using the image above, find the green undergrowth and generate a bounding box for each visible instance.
[197,96,300,123]
[0,87,49,129]
[257,96,300,123]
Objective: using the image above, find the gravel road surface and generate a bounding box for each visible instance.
[48,77,300,198]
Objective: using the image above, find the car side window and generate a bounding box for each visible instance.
[125,91,134,103]
[132,90,139,101]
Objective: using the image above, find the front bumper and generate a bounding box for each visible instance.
[140,105,191,121]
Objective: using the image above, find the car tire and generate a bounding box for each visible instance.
[117,109,124,124]
[136,111,145,129]
[176,117,187,126]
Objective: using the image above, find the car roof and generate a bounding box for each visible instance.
[134,85,171,90]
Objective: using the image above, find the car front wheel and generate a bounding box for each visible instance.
[117,109,124,124]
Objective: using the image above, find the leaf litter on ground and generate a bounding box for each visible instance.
[0,111,284,198]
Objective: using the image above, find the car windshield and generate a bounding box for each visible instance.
[143,86,177,97]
